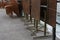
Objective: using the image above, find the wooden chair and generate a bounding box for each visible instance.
[5,0,20,17]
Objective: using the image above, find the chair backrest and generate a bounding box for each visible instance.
[40,0,57,27]
[31,0,41,20]
[47,0,57,27]
[22,0,30,14]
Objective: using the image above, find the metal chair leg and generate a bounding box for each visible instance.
[52,27,56,40]
[26,19,36,31]
[44,22,47,36]
[35,20,39,32]
[44,10,47,36]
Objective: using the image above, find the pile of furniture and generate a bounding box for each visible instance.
[0,0,22,17]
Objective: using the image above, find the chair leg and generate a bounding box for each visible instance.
[25,14,28,20]
[9,12,13,17]
[30,14,32,23]
[35,20,39,32]
[44,10,47,36]
[31,20,38,36]
[52,27,56,40]
[44,21,47,36]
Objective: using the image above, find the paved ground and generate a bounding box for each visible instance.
[0,9,60,40]
[0,9,33,40]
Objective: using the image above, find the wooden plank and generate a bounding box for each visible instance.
[26,0,30,14]
[31,0,41,20]
[22,0,30,14]
[47,0,57,27]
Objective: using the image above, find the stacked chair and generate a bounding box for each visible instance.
[5,0,20,17]
[0,0,21,17]
[22,0,57,40]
